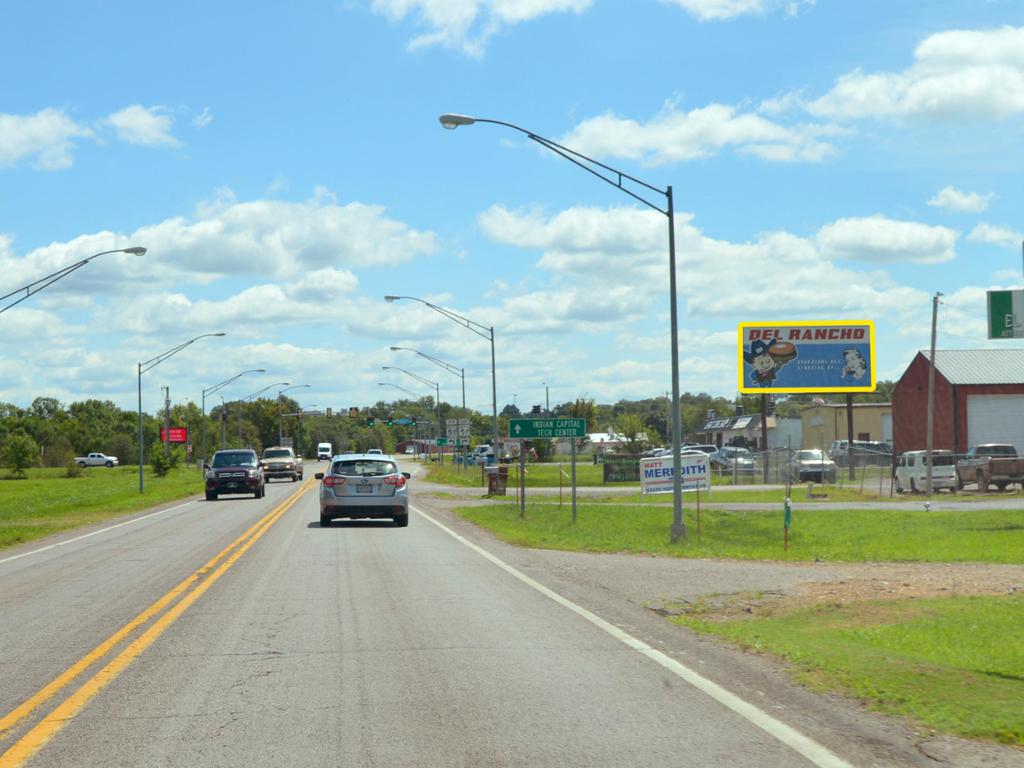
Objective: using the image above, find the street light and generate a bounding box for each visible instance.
[201,368,266,469]
[137,332,225,492]
[277,384,311,443]
[382,365,442,452]
[385,295,497,452]
[390,346,467,457]
[1,247,146,315]
[439,112,685,541]
[378,381,420,398]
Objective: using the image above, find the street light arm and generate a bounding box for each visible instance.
[439,115,669,216]
[240,382,290,402]
[378,382,420,398]
[140,332,226,375]
[384,296,492,341]
[381,366,438,390]
[1,247,146,315]
[203,368,267,397]
[390,347,463,378]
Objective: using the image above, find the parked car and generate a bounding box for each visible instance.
[205,449,265,500]
[315,453,411,527]
[261,446,302,482]
[781,449,837,483]
[895,450,957,493]
[711,446,756,474]
[830,440,893,467]
[955,444,1024,491]
[74,452,118,468]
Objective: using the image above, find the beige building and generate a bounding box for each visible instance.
[799,402,892,449]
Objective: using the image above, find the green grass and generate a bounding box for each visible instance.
[674,595,1024,745]
[0,465,205,549]
[453,502,1024,563]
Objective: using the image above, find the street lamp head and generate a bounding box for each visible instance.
[439,113,476,130]
[213,333,226,337]
[384,295,401,303]
[123,247,147,256]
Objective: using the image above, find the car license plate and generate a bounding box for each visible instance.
[227,482,238,488]
[356,485,373,493]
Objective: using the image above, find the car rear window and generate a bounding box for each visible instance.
[332,459,398,477]
[929,454,956,466]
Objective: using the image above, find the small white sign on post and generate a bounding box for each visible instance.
[640,454,710,495]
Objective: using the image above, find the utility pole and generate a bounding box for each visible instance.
[163,386,171,459]
[925,291,942,496]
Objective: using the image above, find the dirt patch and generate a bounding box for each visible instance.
[664,562,1024,622]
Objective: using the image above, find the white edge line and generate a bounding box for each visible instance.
[0,500,198,566]
[411,503,855,768]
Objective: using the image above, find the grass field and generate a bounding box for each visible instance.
[675,595,1024,745]
[453,502,1024,563]
[0,465,204,549]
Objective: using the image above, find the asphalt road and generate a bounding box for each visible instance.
[0,461,1018,767]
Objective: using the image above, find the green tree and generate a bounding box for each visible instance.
[3,432,39,478]
[613,413,649,454]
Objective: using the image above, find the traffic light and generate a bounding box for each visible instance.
[386,417,394,427]
[326,407,332,417]
[366,417,376,427]
[410,418,417,427]
[349,406,359,417]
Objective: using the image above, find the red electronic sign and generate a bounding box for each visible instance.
[161,427,188,443]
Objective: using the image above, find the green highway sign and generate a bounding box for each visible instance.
[988,289,1024,339]
[508,417,586,439]
[435,437,449,445]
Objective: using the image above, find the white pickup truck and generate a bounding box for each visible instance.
[75,452,119,467]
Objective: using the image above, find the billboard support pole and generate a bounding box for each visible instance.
[846,394,855,481]
[760,394,769,483]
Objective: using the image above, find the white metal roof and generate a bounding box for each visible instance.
[922,349,1024,385]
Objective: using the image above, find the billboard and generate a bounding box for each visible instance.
[737,321,876,394]
[160,427,188,443]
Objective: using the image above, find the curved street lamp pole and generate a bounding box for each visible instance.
[439,113,685,541]
[277,384,311,444]
[201,368,266,469]
[390,346,467,459]
[138,332,226,492]
[382,365,443,461]
[385,295,497,452]
[378,381,419,398]
[1,247,146,315]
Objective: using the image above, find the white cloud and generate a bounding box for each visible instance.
[0,108,92,170]
[967,222,1022,248]
[927,185,995,213]
[660,0,814,22]
[559,102,841,166]
[193,107,213,129]
[814,216,958,264]
[105,105,179,147]
[371,0,592,56]
[808,25,1024,121]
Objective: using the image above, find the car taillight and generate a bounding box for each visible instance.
[323,475,346,487]
[384,475,406,488]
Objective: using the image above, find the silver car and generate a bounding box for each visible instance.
[315,453,411,527]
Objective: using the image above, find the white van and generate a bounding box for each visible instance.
[317,442,332,461]
[895,450,957,493]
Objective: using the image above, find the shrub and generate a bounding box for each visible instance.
[65,459,84,478]
[3,432,40,478]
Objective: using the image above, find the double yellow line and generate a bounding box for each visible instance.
[0,480,313,767]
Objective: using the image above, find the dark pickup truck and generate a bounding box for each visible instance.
[955,444,1024,491]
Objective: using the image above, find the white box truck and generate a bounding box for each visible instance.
[317,442,332,461]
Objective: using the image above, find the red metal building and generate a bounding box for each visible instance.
[892,349,1024,457]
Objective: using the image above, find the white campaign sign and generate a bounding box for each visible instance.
[640,454,710,495]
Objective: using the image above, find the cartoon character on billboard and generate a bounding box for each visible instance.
[743,338,798,387]
[842,348,868,380]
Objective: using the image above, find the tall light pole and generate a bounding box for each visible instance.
[925,292,943,497]
[277,384,311,444]
[390,346,466,460]
[1,247,146,315]
[543,382,550,414]
[439,112,685,541]
[383,365,442,460]
[201,368,266,469]
[385,295,498,452]
[138,332,226,492]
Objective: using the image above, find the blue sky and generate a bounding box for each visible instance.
[2,0,1022,418]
